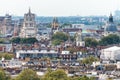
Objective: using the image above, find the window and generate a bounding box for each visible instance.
[30,18,32,21]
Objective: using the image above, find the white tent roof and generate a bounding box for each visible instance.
[103,46,120,51]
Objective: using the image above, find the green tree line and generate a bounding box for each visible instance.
[11,37,38,44]
[0,53,14,60]
[85,34,120,47]
[52,32,120,47]
[11,33,120,47]
[52,32,74,46]
[0,68,96,80]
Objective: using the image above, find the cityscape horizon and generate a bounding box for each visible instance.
[1,8,120,17]
[0,0,120,80]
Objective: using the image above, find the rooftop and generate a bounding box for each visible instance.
[102,46,120,51]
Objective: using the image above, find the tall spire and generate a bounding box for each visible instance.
[52,17,59,29]
[53,17,58,23]
[28,7,31,14]
[109,13,113,23]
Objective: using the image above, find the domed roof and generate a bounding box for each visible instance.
[105,23,117,32]
[105,14,118,32]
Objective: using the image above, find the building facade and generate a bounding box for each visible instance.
[36,27,52,41]
[16,50,59,59]
[76,31,85,47]
[52,17,59,29]
[100,46,120,61]
[51,17,59,34]
[20,8,37,38]
[103,14,119,36]
[0,14,12,36]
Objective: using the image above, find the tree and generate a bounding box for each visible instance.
[0,53,14,60]
[11,37,38,44]
[52,39,63,46]
[0,38,5,43]
[60,23,72,28]
[0,68,10,80]
[15,69,40,80]
[70,36,75,42]
[66,47,79,53]
[11,37,21,44]
[46,23,52,28]
[25,38,38,44]
[52,32,68,41]
[20,38,26,44]
[4,53,14,60]
[52,32,69,45]
[71,76,95,80]
[82,56,99,64]
[99,34,120,46]
[84,38,98,47]
[0,69,6,80]
[107,78,113,80]
[43,68,52,80]
[50,69,68,80]
[43,69,68,80]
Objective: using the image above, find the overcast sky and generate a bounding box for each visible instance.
[0,0,119,16]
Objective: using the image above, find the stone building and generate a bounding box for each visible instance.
[0,14,12,36]
[20,8,37,38]
[51,17,59,34]
[103,14,119,36]
[76,31,85,47]
[52,17,59,29]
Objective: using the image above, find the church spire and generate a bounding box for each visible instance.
[28,7,31,14]
[52,17,59,29]
[109,13,113,23]
[53,17,58,23]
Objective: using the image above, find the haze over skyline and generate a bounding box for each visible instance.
[0,0,120,16]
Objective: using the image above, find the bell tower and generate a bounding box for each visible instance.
[109,13,113,23]
[52,17,59,29]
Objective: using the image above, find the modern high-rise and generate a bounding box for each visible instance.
[20,8,37,38]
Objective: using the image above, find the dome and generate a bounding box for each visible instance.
[105,23,117,32]
[104,14,118,32]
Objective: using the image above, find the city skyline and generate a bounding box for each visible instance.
[0,0,120,16]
